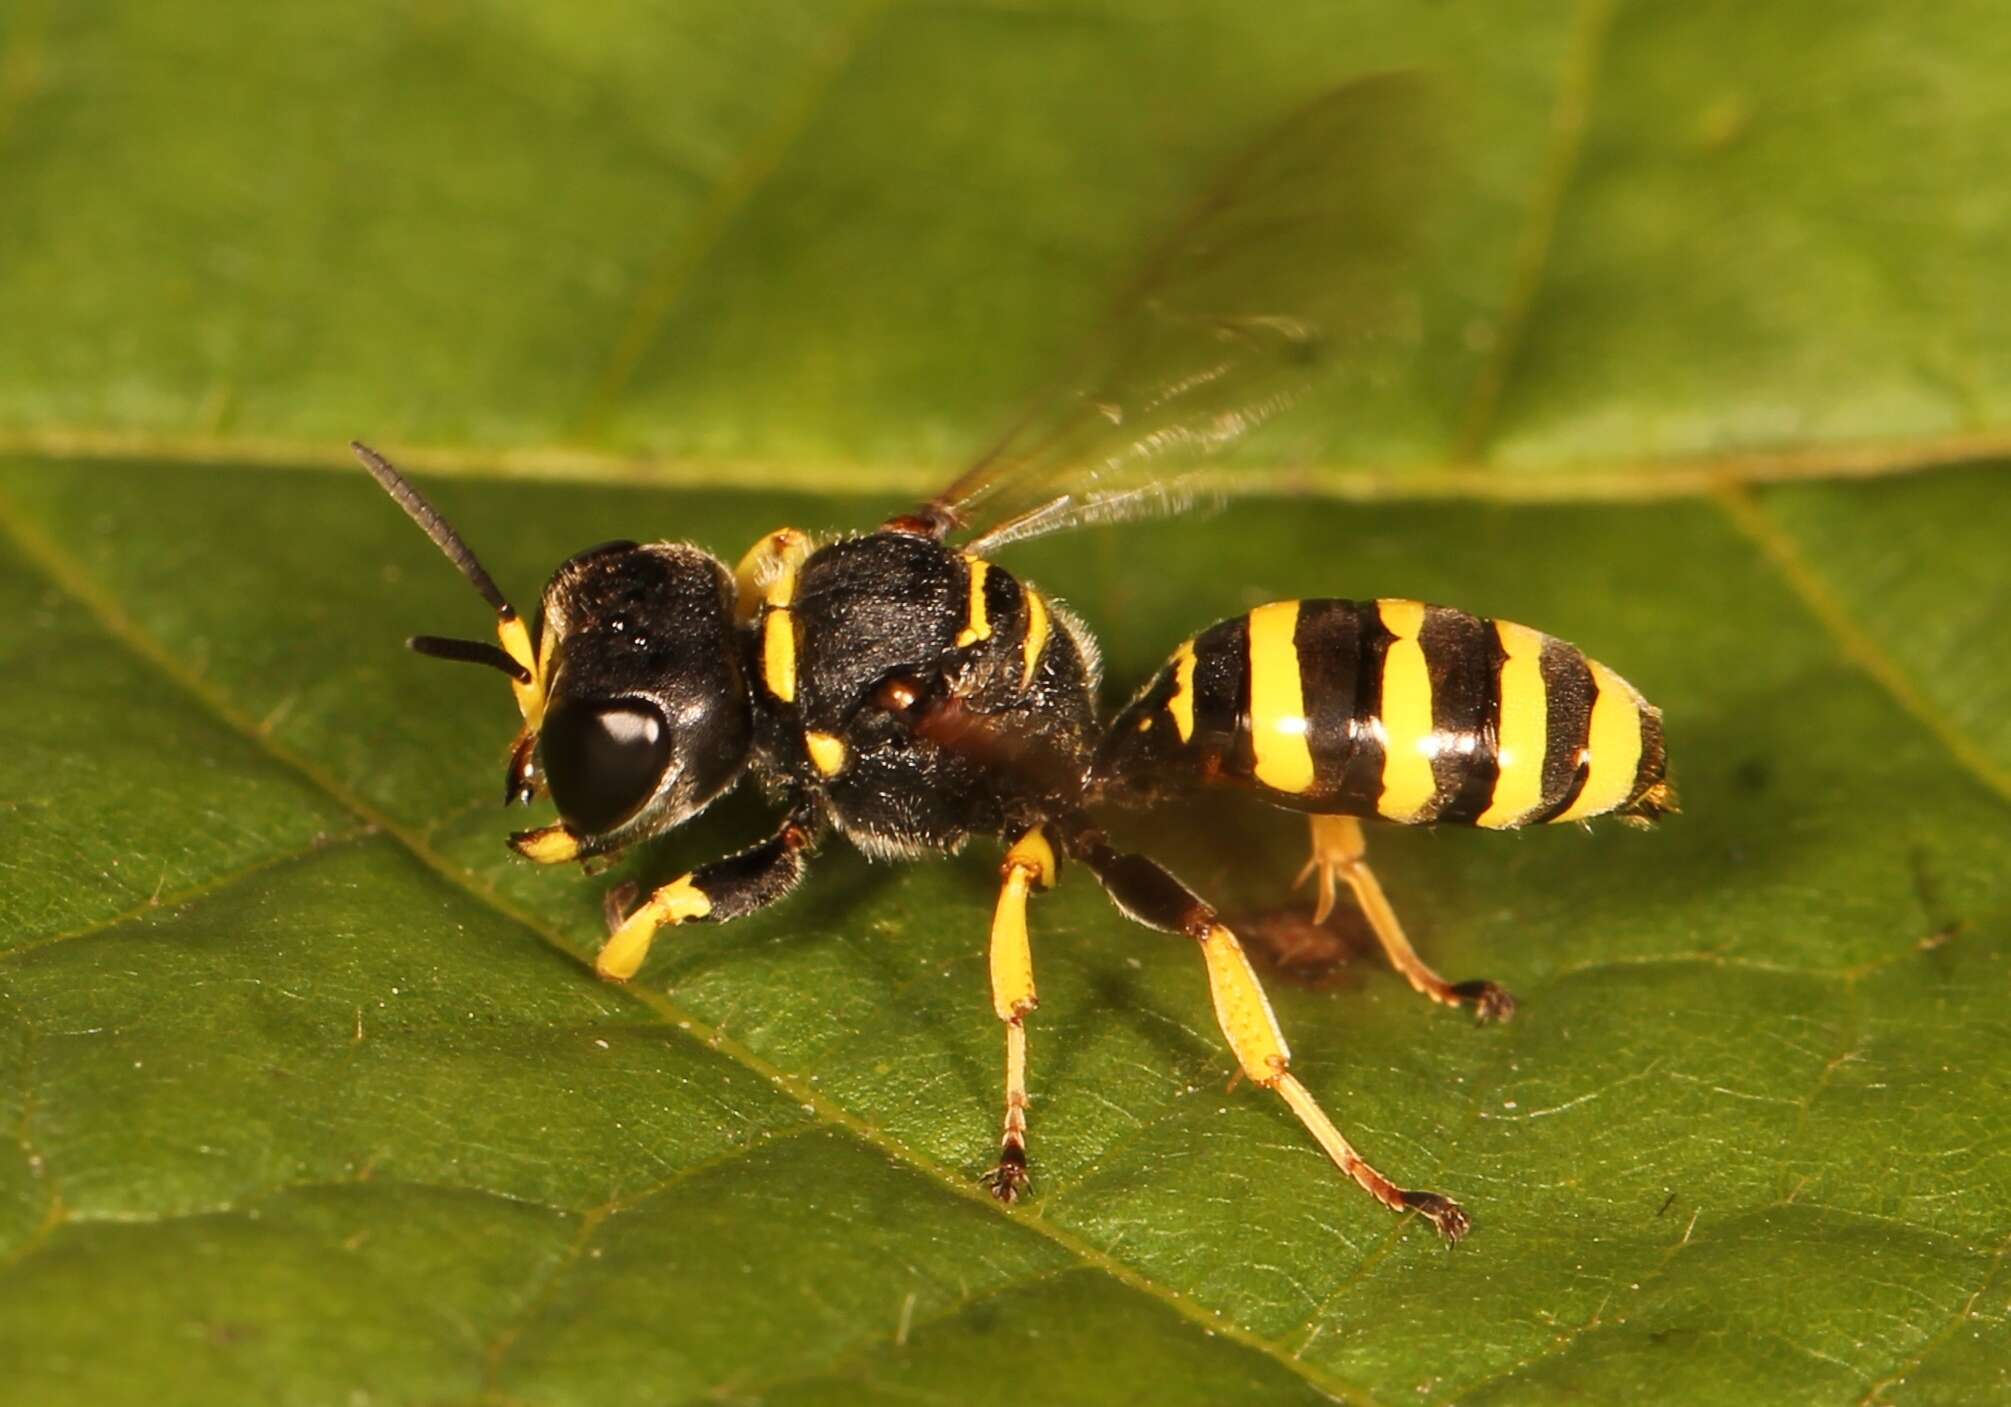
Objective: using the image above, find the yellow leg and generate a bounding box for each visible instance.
[597,876,711,981]
[981,826,1055,1203]
[1199,921,1470,1243]
[1072,823,1471,1240]
[592,814,816,982]
[510,823,584,866]
[1297,815,1515,1022]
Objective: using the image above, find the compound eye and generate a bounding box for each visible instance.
[540,698,672,835]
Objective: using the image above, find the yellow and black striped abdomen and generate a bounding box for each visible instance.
[1097,599,1671,829]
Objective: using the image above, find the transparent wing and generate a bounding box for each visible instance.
[912,71,1446,553]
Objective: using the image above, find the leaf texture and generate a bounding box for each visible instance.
[1,3,2008,1404]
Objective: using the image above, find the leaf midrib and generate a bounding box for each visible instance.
[5,425,2007,503]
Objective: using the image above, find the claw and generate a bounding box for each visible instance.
[602,880,641,937]
[1294,855,1339,925]
[1401,1189,1471,1244]
[981,1157,1030,1205]
[1451,979,1516,1023]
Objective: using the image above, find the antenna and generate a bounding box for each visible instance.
[408,633,533,684]
[351,441,513,616]
[352,441,546,723]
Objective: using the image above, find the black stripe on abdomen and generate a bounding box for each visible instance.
[1633,700,1667,801]
[1188,614,1252,779]
[1294,599,1388,812]
[1528,638,1595,823]
[1424,606,1504,825]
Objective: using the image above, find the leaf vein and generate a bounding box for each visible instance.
[685,1263,1091,1407]
[1437,1204,1704,1402]
[573,0,901,435]
[1858,1230,2011,1406]
[1716,485,2011,806]
[1451,0,1615,461]
[0,824,373,967]
[5,424,2008,503]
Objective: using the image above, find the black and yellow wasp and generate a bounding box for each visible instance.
[354,76,1671,1242]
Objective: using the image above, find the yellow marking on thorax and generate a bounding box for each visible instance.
[1375,600,1439,821]
[753,531,806,704]
[1020,588,1050,690]
[957,556,993,647]
[804,729,848,776]
[762,608,797,703]
[766,554,800,609]
[732,527,811,623]
[1479,620,1550,829]
[1555,659,1645,822]
[1246,601,1315,794]
[1166,639,1198,742]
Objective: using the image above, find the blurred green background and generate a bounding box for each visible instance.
[0,3,2007,1405]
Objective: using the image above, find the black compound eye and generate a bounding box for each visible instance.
[541,698,672,835]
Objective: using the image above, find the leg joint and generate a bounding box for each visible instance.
[1002,825,1058,889]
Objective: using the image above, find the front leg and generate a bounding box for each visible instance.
[596,810,821,981]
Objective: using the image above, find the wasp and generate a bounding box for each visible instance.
[353,76,1672,1242]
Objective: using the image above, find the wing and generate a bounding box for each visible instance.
[907,71,1446,554]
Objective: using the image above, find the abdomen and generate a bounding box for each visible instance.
[1095,598,1671,828]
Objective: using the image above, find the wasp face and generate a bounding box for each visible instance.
[531,541,753,847]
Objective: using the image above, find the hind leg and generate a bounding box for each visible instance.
[1069,823,1470,1242]
[1298,815,1514,1022]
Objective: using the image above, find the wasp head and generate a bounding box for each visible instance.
[353,443,753,865]
[526,540,752,850]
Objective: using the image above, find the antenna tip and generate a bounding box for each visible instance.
[351,440,406,491]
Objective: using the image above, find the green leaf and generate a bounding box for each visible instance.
[2,3,2008,1405]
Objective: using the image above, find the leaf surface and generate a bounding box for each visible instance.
[1,3,2008,1405]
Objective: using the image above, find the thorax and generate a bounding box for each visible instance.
[744,529,1102,854]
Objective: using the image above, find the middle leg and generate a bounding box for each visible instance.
[981,824,1056,1203]
[1299,814,1515,1022]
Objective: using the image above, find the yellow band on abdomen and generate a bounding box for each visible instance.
[1479,620,1549,829]
[1556,659,1644,822]
[1246,601,1315,794]
[1375,599,1437,821]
